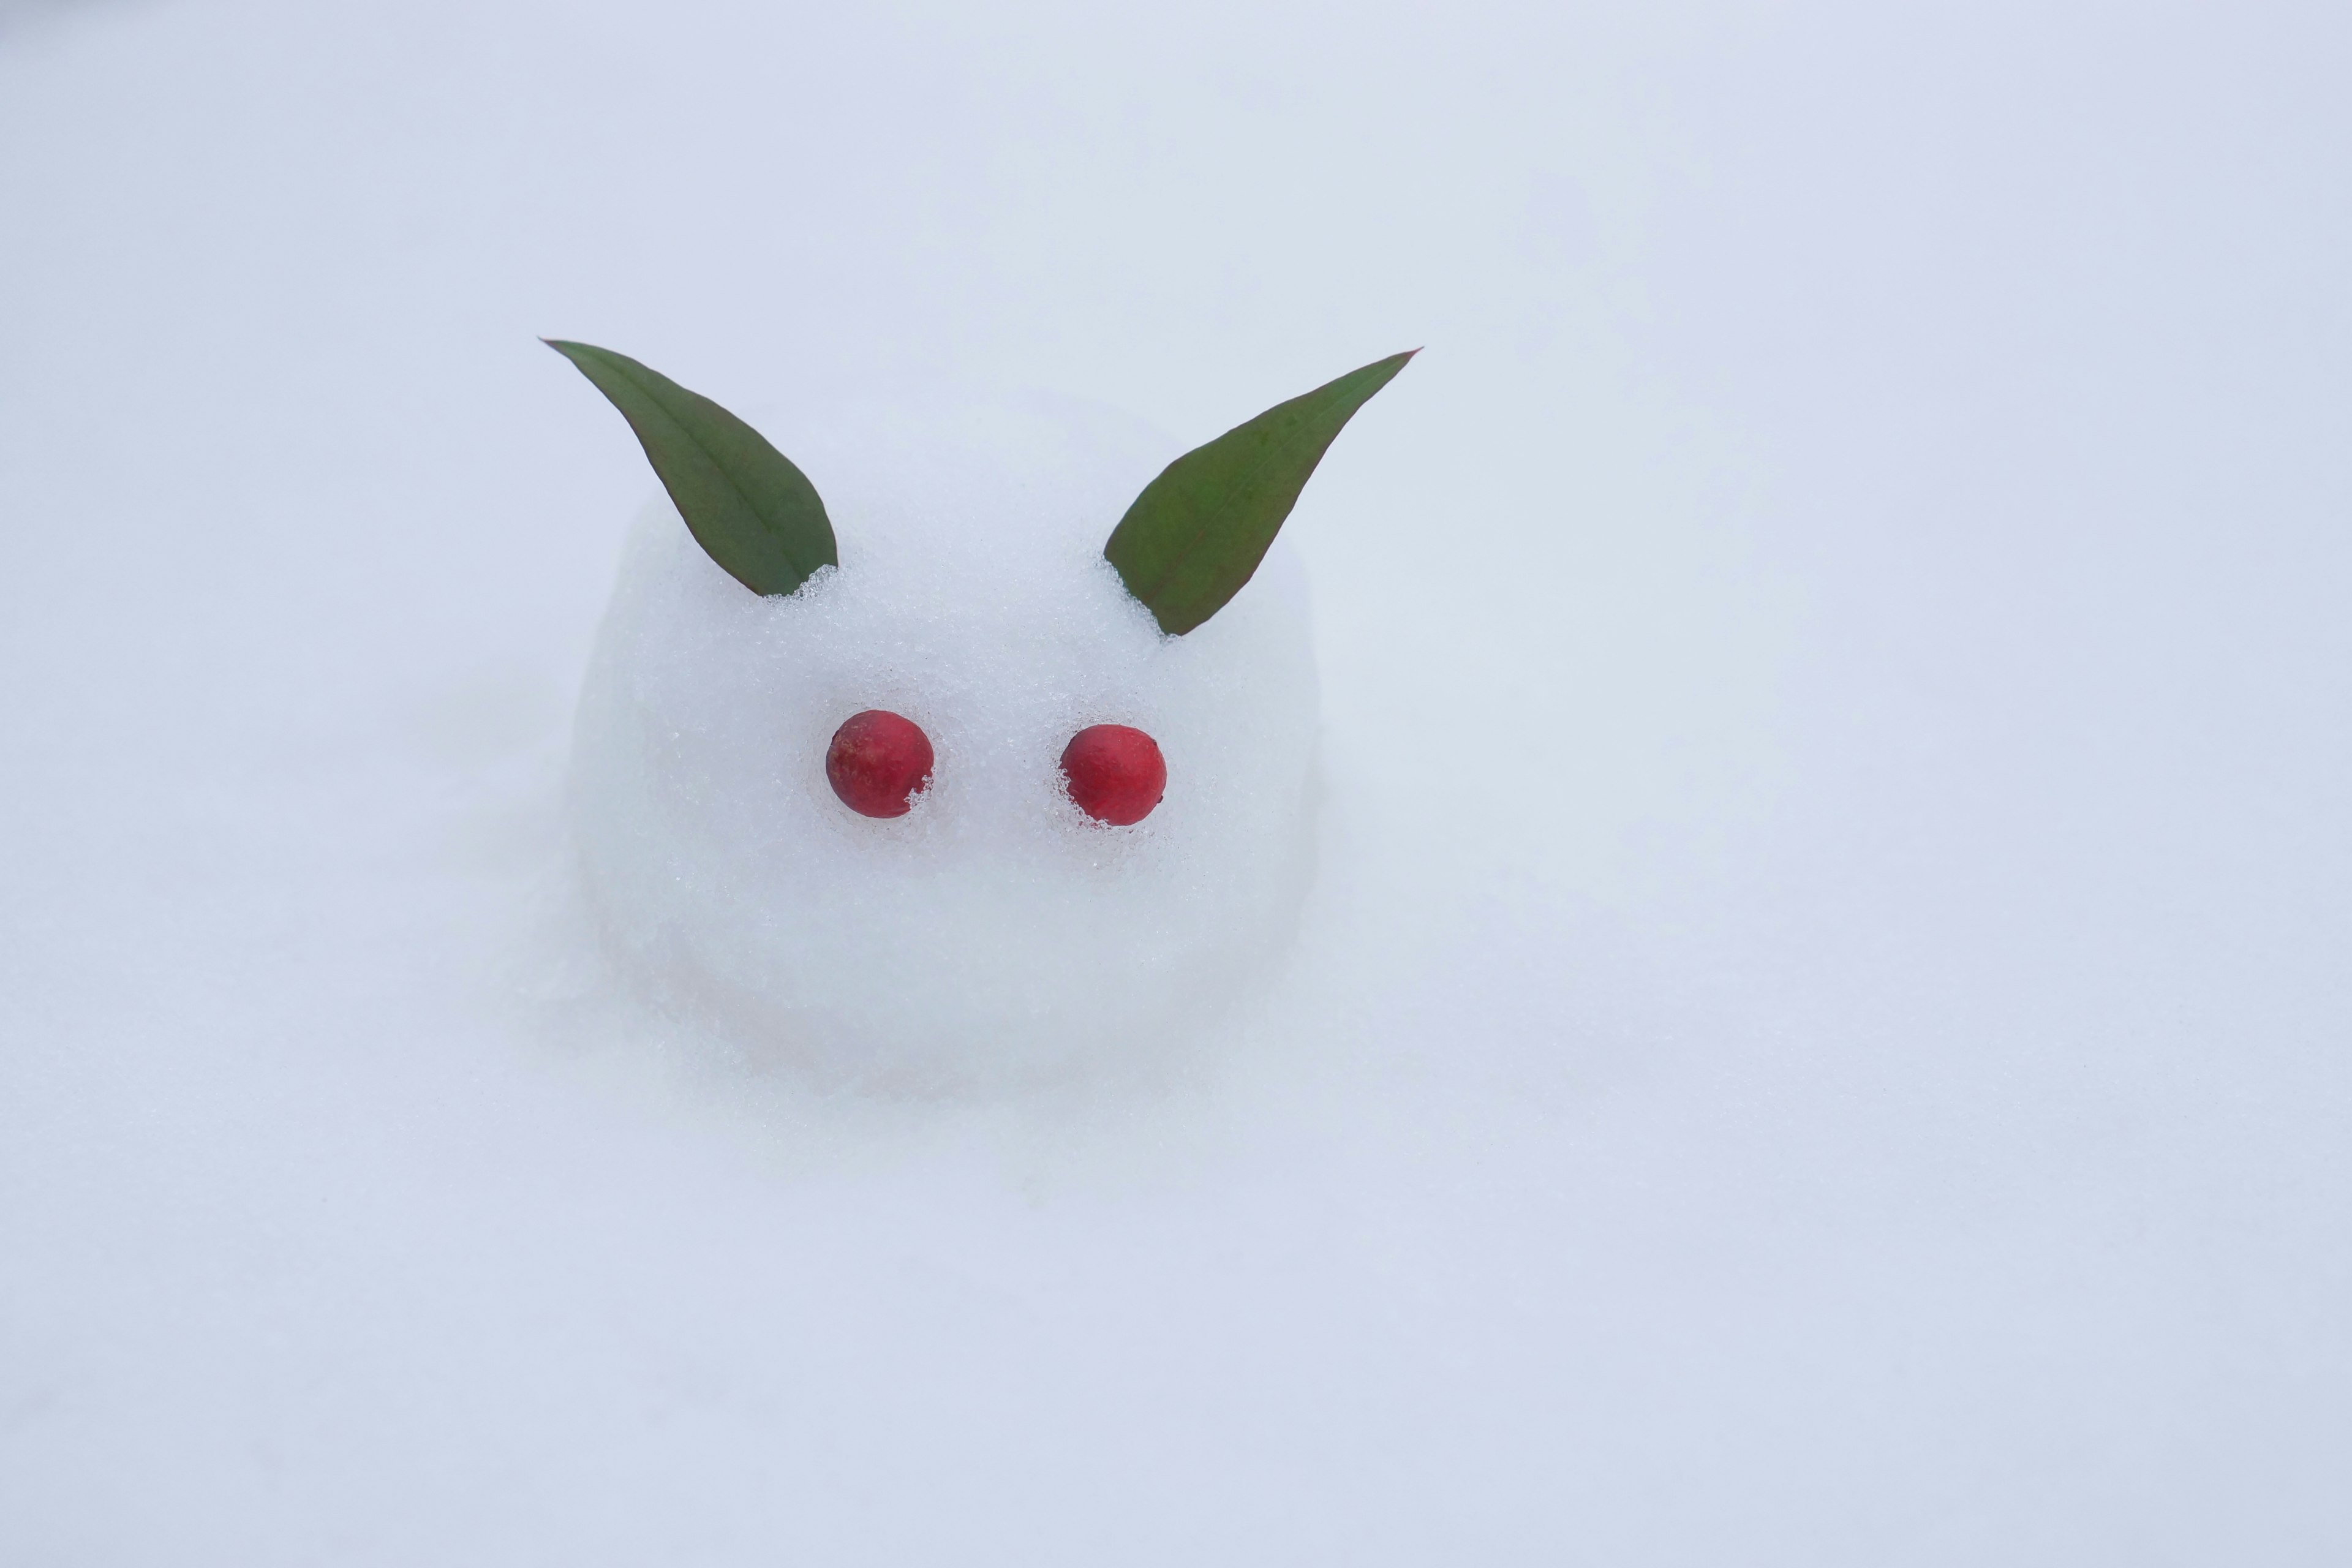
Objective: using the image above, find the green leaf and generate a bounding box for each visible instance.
[545,339,837,596]
[1104,349,1416,635]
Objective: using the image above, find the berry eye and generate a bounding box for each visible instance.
[826,710,933,818]
[1060,725,1167,825]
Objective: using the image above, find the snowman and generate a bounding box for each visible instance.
[551,341,1411,1090]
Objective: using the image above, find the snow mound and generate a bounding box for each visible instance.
[569,396,1321,1089]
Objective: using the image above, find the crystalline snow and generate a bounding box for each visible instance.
[570,398,1319,1087]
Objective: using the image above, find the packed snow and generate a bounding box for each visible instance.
[1,0,2347,1564]
[573,398,1319,1087]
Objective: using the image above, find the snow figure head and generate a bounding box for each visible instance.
[555,344,1411,1091]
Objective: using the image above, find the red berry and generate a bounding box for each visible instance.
[1060,724,1166,825]
[826,709,933,818]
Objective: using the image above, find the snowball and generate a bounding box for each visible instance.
[568,394,1321,1090]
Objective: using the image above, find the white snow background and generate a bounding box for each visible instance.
[2,0,2346,1561]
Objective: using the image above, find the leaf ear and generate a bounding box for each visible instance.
[545,339,837,596]
[1104,350,1415,635]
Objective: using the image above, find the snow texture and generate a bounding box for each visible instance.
[573,399,1317,1088]
[2,0,2348,1564]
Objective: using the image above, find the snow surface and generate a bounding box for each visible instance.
[2,0,2348,1563]
[572,398,1319,1088]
